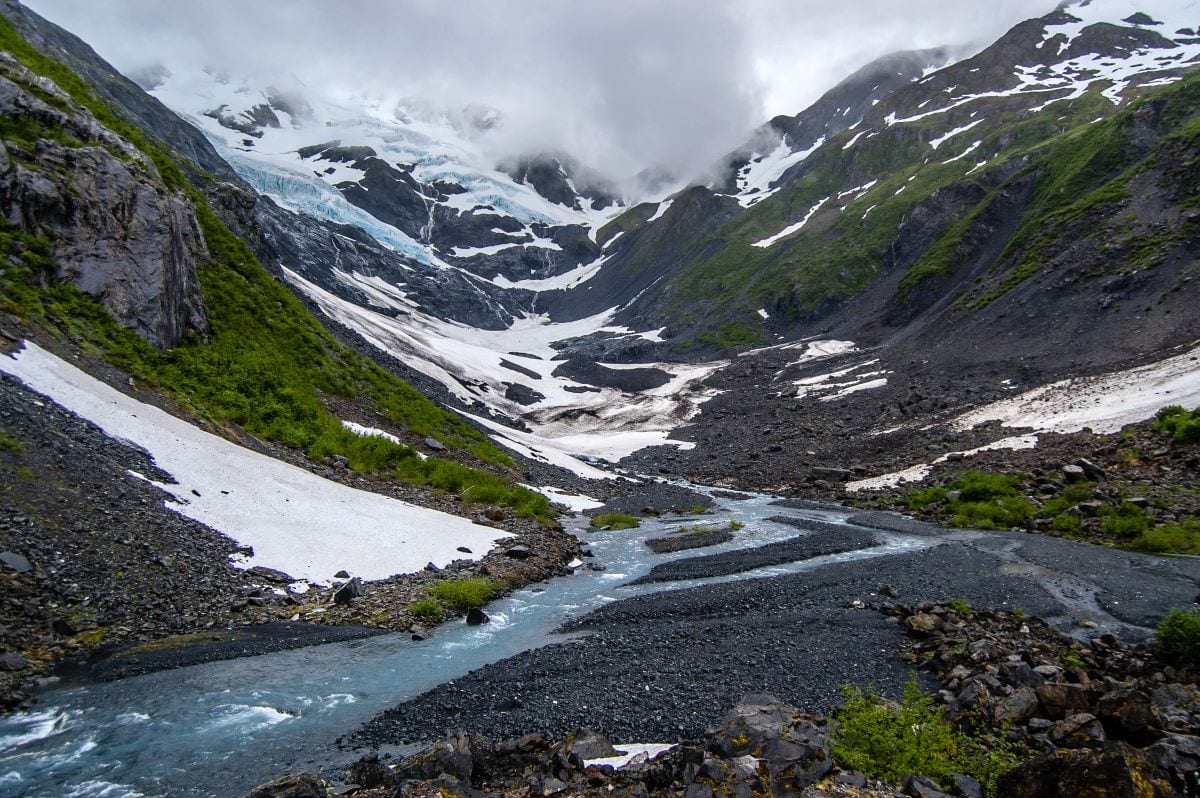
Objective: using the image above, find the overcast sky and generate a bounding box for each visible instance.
[27,0,1054,182]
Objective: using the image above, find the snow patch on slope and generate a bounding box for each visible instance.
[0,342,511,583]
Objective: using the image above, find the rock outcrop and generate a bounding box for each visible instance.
[0,53,208,348]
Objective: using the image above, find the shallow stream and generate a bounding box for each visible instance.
[0,491,936,797]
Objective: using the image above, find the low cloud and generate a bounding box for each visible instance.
[28,0,1053,184]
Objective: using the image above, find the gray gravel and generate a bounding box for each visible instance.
[355,523,1200,748]
[630,517,876,585]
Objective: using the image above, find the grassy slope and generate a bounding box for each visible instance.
[659,75,1199,345]
[0,17,552,522]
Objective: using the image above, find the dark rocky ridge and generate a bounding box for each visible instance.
[0,55,209,348]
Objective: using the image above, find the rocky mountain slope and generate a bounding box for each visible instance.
[51,0,1194,487]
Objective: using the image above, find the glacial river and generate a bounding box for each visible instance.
[0,491,935,797]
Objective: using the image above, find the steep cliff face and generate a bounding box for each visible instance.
[0,53,208,348]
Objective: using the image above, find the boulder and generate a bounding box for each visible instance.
[0,651,30,671]
[0,551,31,573]
[1062,464,1087,483]
[504,545,534,559]
[246,566,292,584]
[709,694,796,757]
[996,742,1174,797]
[1036,682,1091,719]
[1097,689,1158,743]
[247,772,326,798]
[465,608,489,626]
[903,775,953,798]
[1049,713,1106,748]
[332,578,361,605]
[759,725,832,793]
[564,729,617,760]
[398,734,475,782]
[1076,458,1107,481]
[345,753,394,789]
[424,437,446,451]
[994,687,1040,725]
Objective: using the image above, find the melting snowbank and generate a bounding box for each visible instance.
[0,342,512,583]
[848,342,1200,492]
[953,343,1200,435]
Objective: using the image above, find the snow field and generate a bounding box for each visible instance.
[0,342,513,583]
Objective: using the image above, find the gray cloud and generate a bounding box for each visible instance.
[27,0,1054,183]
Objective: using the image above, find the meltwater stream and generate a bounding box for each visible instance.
[0,492,937,797]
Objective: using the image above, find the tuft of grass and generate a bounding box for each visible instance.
[590,512,641,530]
[728,519,745,531]
[408,598,443,624]
[831,675,1018,795]
[427,577,497,612]
[0,430,24,454]
[1156,608,1200,667]
[948,597,972,615]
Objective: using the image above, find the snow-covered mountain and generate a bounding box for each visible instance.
[40,0,1200,475]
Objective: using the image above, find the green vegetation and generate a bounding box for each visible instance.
[1154,405,1200,445]
[906,471,1033,530]
[428,577,497,612]
[831,676,1018,795]
[590,512,641,530]
[1132,518,1200,555]
[1061,649,1087,670]
[1155,608,1200,667]
[0,18,560,523]
[407,598,444,624]
[948,597,972,615]
[1100,501,1151,538]
[697,321,761,348]
[728,519,745,531]
[0,430,24,454]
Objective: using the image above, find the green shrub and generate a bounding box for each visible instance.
[1101,502,1151,538]
[905,471,1033,529]
[1132,518,1200,554]
[1154,405,1200,445]
[831,676,1017,793]
[1051,513,1082,534]
[1038,483,1095,517]
[590,513,641,530]
[728,520,745,531]
[1155,608,1200,666]
[428,577,497,612]
[408,598,443,624]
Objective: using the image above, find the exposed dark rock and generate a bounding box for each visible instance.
[333,578,361,605]
[996,742,1175,797]
[0,551,31,573]
[247,772,327,798]
[465,608,489,626]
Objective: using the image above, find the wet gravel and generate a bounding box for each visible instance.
[354,520,1200,747]
[630,517,876,585]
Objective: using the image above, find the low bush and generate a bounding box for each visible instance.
[831,676,1018,794]
[1155,608,1200,666]
[1154,405,1200,445]
[590,513,641,530]
[1100,502,1151,538]
[428,577,497,612]
[906,471,1034,530]
[1132,518,1200,554]
[408,598,443,624]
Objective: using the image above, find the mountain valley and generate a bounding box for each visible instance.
[1,0,1200,795]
